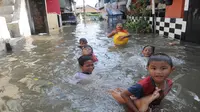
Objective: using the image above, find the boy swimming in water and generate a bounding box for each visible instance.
[141,45,155,57]
[70,55,94,85]
[82,45,98,62]
[109,53,174,112]
[107,23,131,41]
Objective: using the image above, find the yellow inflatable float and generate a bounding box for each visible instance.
[113,32,129,45]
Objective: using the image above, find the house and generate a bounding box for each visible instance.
[76,5,100,13]
[129,0,199,44]
[76,5,101,21]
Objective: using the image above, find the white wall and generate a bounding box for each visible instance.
[0,17,11,51]
[19,0,31,37]
[47,13,60,32]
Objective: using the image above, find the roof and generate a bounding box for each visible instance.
[76,5,100,13]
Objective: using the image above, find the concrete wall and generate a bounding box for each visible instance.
[19,0,31,36]
[47,13,59,31]
[128,16,186,39]
[0,17,11,51]
[165,0,185,18]
[46,0,61,33]
[0,0,31,37]
[46,0,61,14]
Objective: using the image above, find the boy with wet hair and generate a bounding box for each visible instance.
[109,53,174,112]
[70,55,94,84]
[141,45,155,57]
[79,38,88,49]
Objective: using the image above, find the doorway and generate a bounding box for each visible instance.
[184,0,200,44]
[26,0,49,34]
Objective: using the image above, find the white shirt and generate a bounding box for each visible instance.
[69,72,92,85]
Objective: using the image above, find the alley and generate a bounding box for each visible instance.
[0,21,200,112]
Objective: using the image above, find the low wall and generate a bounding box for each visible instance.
[127,16,187,39]
[0,17,11,51]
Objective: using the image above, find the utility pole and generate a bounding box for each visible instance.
[83,0,86,20]
[151,0,156,34]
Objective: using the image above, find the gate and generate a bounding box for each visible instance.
[185,0,200,43]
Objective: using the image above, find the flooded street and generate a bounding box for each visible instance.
[0,21,200,112]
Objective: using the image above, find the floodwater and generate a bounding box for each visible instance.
[0,21,200,112]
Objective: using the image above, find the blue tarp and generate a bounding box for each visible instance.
[106,7,123,16]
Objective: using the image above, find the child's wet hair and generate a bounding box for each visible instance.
[78,55,92,66]
[143,45,155,54]
[116,23,123,27]
[79,38,87,43]
[82,45,93,54]
[147,53,173,67]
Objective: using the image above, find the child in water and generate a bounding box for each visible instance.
[109,53,174,112]
[107,23,131,41]
[79,38,88,49]
[78,38,98,62]
[82,45,98,62]
[141,45,155,57]
[70,55,94,85]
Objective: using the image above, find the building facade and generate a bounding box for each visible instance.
[128,0,200,44]
[97,0,200,44]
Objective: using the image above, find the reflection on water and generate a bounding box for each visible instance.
[0,22,200,112]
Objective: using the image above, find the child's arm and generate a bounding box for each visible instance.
[121,90,140,112]
[107,30,117,38]
[118,33,131,40]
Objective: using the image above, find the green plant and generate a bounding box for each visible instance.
[124,18,151,33]
[125,0,152,33]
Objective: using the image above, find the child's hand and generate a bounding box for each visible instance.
[112,30,118,34]
[118,36,124,41]
[151,87,161,99]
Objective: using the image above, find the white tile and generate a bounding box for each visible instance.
[156,26,160,30]
[184,0,189,11]
[160,22,165,27]
[169,33,175,38]
[164,27,169,32]
[159,31,164,35]
[165,18,170,23]
[169,23,176,28]
[176,18,183,24]
[182,21,187,32]
[156,17,161,22]
[175,29,182,35]
[149,17,153,21]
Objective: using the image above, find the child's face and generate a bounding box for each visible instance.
[80,41,87,47]
[147,61,174,84]
[142,47,153,57]
[116,24,123,30]
[82,47,92,55]
[81,60,94,74]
